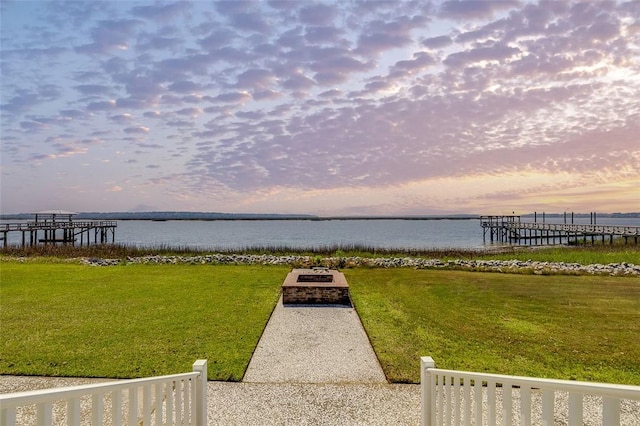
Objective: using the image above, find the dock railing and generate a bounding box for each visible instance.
[0,360,207,426]
[421,356,640,426]
[480,215,640,245]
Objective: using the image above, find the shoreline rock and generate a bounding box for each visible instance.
[76,254,640,276]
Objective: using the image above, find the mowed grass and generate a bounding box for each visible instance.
[2,261,640,386]
[0,262,286,381]
[346,269,640,385]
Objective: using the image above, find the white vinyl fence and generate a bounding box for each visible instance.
[421,356,640,426]
[0,359,207,426]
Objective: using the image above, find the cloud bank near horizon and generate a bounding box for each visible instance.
[1,1,639,215]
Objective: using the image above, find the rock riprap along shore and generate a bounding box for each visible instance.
[76,254,640,276]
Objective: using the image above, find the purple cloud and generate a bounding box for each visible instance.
[124,126,150,134]
[299,3,336,26]
[74,85,111,96]
[391,52,435,75]
[212,92,252,103]
[130,2,189,21]
[444,44,521,68]
[439,0,518,20]
[422,35,452,49]
[76,19,142,54]
[86,100,115,111]
[1,93,41,114]
[281,73,316,91]
[305,26,343,44]
[169,81,202,93]
[235,69,275,90]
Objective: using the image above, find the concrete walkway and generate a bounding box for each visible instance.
[207,381,420,425]
[243,297,386,384]
[214,297,421,424]
[0,376,421,425]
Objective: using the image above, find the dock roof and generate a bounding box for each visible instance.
[34,210,78,215]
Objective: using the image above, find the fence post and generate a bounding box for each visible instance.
[193,359,208,426]
[421,356,436,426]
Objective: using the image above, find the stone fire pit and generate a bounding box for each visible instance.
[281,268,351,305]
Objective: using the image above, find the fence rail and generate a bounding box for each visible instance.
[0,360,207,426]
[421,356,640,426]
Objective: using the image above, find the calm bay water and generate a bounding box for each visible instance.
[116,219,484,250]
[3,217,639,250]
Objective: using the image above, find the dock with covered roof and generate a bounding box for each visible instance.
[0,210,117,248]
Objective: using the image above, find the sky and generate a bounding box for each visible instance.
[1,1,639,216]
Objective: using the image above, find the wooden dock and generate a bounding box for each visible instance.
[1,211,117,248]
[481,215,640,245]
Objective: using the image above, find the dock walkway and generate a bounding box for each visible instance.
[0,220,116,248]
[481,215,640,245]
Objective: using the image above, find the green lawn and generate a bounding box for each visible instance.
[346,269,640,385]
[0,263,286,381]
[2,261,639,386]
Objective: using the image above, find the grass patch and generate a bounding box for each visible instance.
[2,243,639,266]
[347,269,640,385]
[2,260,639,386]
[473,245,640,265]
[0,262,286,381]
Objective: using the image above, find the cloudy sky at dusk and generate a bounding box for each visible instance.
[1,0,639,215]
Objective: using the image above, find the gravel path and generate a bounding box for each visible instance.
[0,377,420,425]
[243,297,386,384]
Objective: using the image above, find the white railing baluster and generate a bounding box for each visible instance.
[166,381,174,426]
[453,374,460,426]
[91,393,103,425]
[143,384,152,425]
[112,390,122,426]
[568,392,583,426]
[1,408,16,426]
[520,386,531,426]
[155,382,164,425]
[190,376,197,425]
[437,373,444,426]
[487,380,496,425]
[175,379,183,425]
[463,377,471,426]
[67,397,80,425]
[128,385,138,425]
[37,401,53,426]
[430,372,436,426]
[541,389,554,426]
[603,396,620,425]
[445,375,451,425]
[184,379,191,425]
[474,379,482,426]
[502,382,512,426]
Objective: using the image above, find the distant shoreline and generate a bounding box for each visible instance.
[0,213,480,221]
[1,212,639,221]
